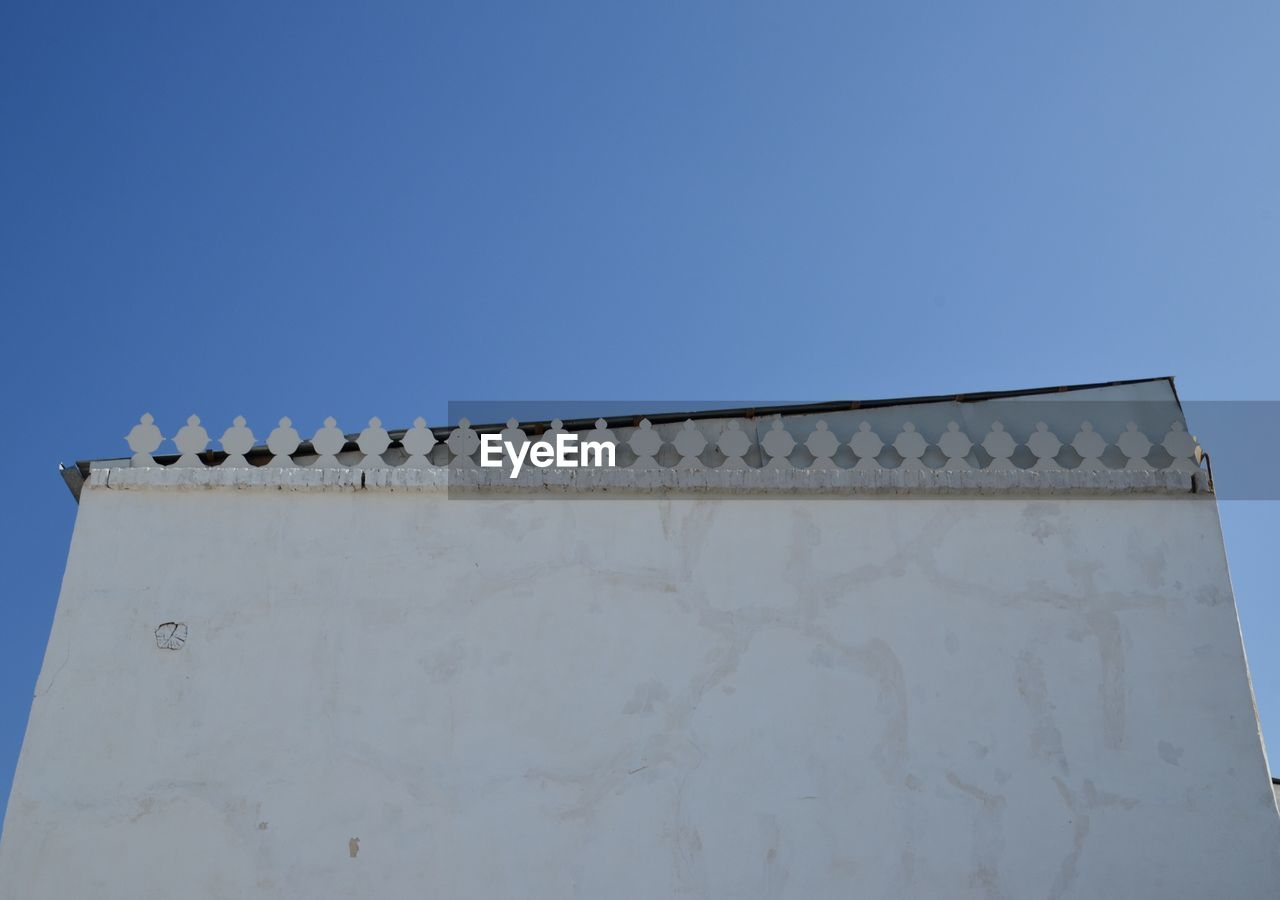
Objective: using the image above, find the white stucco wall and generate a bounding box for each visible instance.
[2,486,1277,898]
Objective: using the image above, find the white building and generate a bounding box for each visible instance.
[2,377,1277,898]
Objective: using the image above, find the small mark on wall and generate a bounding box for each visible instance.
[621,680,669,715]
[1158,740,1184,766]
[155,623,187,650]
[258,822,268,830]
[349,837,360,858]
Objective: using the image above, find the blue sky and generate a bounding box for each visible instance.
[2,3,1279,816]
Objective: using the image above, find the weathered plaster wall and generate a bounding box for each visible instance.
[2,488,1277,898]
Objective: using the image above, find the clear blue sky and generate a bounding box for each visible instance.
[3,3,1279,817]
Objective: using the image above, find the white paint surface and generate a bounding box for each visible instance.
[2,488,1278,898]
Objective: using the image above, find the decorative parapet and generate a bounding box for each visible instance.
[95,413,1211,496]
